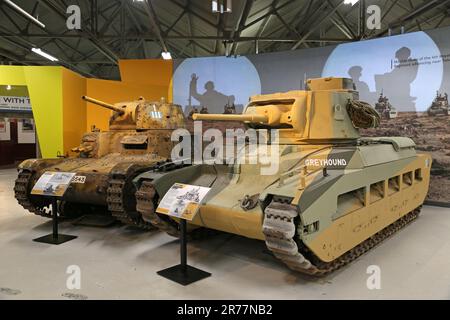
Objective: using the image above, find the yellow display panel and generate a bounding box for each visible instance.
[62,69,86,155]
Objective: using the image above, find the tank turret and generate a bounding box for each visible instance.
[193,77,379,144]
[83,96,185,130]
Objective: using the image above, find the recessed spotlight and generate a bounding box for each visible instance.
[161,51,172,60]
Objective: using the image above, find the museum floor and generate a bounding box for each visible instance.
[0,168,449,300]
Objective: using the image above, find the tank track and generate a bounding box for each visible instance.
[14,170,52,218]
[107,176,155,230]
[136,180,218,239]
[136,181,180,236]
[262,198,421,276]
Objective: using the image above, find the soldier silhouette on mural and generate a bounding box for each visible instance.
[375,47,418,111]
[189,73,232,114]
[348,66,376,104]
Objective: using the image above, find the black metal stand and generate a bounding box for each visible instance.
[33,197,77,245]
[157,219,211,285]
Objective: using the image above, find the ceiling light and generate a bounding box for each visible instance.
[31,48,59,62]
[344,0,359,5]
[161,51,172,60]
[6,85,12,91]
[3,0,45,28]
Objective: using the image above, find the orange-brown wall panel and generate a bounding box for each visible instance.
[119,59,173,87]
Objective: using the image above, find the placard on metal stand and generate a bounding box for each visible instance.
[155,183,212,285]
[30,171,78,245]
[157,219,211,285]
[33,196,77,245]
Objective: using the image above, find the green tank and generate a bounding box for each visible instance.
[427,91,449,116]
[375,91,397,119]
[133,77,431,275]
[14,96,185,229]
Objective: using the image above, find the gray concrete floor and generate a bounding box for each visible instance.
[0,168,449,300]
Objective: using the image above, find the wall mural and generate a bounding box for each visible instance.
[173,26,450,204]
[323,31,444,111]
[173,56,261,116]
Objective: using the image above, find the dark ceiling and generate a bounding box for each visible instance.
[1,0,449,79]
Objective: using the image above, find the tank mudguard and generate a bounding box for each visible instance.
[259,181,299,204]
[110,161,159,177]
[17,158,64,172]
[134,165,207,198]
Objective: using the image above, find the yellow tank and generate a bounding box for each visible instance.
[134,77,431,275]
[14,96,186,229]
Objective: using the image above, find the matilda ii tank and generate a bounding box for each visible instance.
[14,96,185,229]
[134,77,431,275]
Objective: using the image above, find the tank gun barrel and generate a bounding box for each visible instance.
[82,96,125,115]
[192,113,268,123]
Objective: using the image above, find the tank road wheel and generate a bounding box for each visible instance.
[135,180,218,239]
[262,198,421,276]
[14,170,52,218]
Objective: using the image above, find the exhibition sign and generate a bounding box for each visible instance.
[31,171,78,245]
[156,183,211,221]
[156,183,212,285]
[0,96,32,112]
[31,171,76,197]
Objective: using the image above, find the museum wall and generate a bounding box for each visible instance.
[172,26,450,204]
[0,84,36,165]
[119,59,173,88]
[0,66,63,158]
[0,60,173,157]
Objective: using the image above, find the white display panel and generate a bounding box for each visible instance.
[0,118,10,141]
[17,119,36,144]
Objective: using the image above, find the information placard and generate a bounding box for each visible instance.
[31,171,76,197]
[156,183,211,221]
